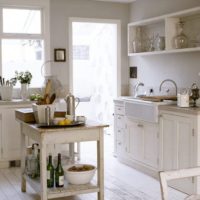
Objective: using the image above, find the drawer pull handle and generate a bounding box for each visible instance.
[137,124,143,128]
[118,142,122,145]
[118,108,121,111]
[118,117,121,120]
[118,130,121,133]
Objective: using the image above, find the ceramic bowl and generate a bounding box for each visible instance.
[64,164,96,185]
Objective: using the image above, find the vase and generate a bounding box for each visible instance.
[173,21,188,49]
[20,83,29,100]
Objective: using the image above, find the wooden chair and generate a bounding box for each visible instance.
[159,167,200,200]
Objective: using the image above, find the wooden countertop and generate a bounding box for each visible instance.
[22,120,109,134]
[159,104,200,115]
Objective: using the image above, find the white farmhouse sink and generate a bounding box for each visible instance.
[123,97,176,123]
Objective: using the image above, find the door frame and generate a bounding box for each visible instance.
[68,17,121,96]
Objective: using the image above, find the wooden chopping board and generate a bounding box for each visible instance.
[15,108,66,123]
[139,95,177,102]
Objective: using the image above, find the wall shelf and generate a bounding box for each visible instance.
[128,6,200,56]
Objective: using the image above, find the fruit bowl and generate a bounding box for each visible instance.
[64,164,96,185]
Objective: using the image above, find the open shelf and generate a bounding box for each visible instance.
[24,174,99,199]
[128,46,200,56]
[128,6,200,56]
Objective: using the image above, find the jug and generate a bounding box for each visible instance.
[64,93,80,119]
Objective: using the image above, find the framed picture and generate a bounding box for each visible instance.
[54,48,66,62]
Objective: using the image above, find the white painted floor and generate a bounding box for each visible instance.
[0,134,188,200]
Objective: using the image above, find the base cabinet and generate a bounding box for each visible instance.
[0,104,31,166]
[126,117,159,169]
[114,100,159,177]
[159,111,196,194]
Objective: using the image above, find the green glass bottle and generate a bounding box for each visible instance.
[47,154,54,188]
[55,153,64,188]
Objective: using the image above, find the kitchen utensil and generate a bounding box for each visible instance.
[44,79,51,96]
[45,94,50,104]
[32,103,55,124]
[190,83,199,107]
[50,93,56,104]
[64,93,80,120]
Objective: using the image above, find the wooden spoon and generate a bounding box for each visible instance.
[50,93,56,104]
[44,79,51,97]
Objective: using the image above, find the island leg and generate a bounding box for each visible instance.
[41,140,47,200]
[20,124,26,192]
[97,128,104,200]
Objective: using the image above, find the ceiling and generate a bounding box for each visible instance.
[93,0,136,3]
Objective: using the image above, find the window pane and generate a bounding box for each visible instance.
[3,8,41,34]
[2,39,44,87]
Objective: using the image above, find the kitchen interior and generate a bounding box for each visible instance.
[0,0,200,200]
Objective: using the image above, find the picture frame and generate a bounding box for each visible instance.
[54,48,66,62]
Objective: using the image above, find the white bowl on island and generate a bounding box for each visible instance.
[64,164,96,185]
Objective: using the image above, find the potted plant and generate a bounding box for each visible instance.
[15,71,32,100]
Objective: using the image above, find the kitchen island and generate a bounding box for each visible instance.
[16,112,108,200]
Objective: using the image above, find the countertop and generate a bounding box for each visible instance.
[159,104,200,115]
[0,99,33,106]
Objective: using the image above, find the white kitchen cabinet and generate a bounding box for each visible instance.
[126,117,159,169]
[0,103,31,167]
[114,100,127,157]
[159,111,196,194]
[128,6,200,56]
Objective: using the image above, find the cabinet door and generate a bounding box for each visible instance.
[127,118,143,162]
[160,114,194,170]
[160,113,195,194]
[160,114,177,170]
[143,122,159,169]
[1,108,22,160]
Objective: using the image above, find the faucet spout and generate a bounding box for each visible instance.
[134,82,144,97]
[159,79,177,95]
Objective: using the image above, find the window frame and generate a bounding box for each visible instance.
[0,1,50,88]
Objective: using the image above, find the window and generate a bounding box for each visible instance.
[3,8,41,34]
[1,7,45,88]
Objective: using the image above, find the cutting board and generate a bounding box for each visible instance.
[139,95,177,102]
[15,108,66,123]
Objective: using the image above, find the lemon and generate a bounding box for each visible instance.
[58,120,65,126]
[64,119,72,125]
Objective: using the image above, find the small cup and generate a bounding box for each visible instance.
[76,116,86,123]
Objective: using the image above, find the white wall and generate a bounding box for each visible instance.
[129,0,200,95]
[49,0,130,96]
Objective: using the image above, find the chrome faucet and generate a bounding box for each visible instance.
[134,82,144,97]
[159,79,178,95]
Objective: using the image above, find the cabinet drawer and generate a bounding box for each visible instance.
[116,115,125,129]
[115,106,124,115]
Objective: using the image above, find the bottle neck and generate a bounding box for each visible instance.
[57,154,61,166]
[49,155,52,164]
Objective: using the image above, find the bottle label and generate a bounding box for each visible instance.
[59,176,64,186]
[47,170,50,180]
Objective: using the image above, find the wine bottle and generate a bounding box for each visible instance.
[55,153,64,187]
[47,154,54,188]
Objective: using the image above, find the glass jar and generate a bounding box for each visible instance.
[173,21,188,49]
[133,27,143,53]
[156,36,165,51]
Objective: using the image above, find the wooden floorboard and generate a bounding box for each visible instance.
[0,134,188,200]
